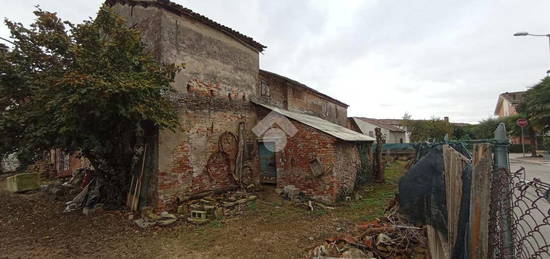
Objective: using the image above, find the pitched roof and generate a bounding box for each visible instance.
[106,0,266,52]
[500,91,525,105]
[259,70,349,108]
[253,102,374,142]
[353,117,405,132]
[494,91,526,115]
[373,119,403,127]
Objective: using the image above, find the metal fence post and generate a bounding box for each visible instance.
[494,122,514,258]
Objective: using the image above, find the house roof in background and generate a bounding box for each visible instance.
[259,70,349,108]
[494,91,526,115]
[106,0,266,52]
[500,91,525,105]
[254,102,374,142]
[353,117,405,132]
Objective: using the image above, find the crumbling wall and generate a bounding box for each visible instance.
[333,142,361,199]
[110,3,163,59]
[258,71,348,127]
[152,7,260,210]
[257,114,360,203]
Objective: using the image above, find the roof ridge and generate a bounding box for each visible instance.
[259,69,348,108]
[106,0,266,52]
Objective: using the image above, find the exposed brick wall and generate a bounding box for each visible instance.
[258,71,348,127]
[156,89,261,210]
[256,107,361,203]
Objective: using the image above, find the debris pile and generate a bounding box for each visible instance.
[309,200,428,259]
[179,190,257,224]
[133,208,178,229]
[133,190,258,228]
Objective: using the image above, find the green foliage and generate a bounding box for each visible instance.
[470,118,501,139]
[0,6,181,205]
[402,116,453,142]
[246,201,257,210]
[468,115,532,140]
[519,77,550,134]
[509,144,532,153]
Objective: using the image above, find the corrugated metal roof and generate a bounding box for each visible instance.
[253,102,374,142]
[354,117,405,132]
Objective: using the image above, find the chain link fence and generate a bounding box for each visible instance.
[489,167,550,259]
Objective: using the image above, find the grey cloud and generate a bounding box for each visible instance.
[2,0,550,123]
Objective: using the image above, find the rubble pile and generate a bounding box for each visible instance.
[309,200,428,259]
[178,190,257,224]
[133,190,258,228]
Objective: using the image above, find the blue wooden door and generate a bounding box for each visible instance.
[259,142,276,183]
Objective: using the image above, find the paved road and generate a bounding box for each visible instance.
[508,154,550,258]
[509,153,550,183]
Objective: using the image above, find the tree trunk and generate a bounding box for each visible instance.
[374,128,385,183]
[530,128,538,157]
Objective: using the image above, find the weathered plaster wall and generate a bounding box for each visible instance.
[111,3,163,58]
[154,8,260,209]
[257,74,287,109]
[258,72,348,127]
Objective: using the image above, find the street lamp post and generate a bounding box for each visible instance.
[514,32,550,70]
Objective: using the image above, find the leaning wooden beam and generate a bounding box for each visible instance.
[178,185,239,202]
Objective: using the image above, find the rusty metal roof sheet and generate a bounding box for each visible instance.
[253,102,374,142]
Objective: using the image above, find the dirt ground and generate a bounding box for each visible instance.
[0,162,406,259]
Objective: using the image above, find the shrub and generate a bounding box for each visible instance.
[509,144,532,153]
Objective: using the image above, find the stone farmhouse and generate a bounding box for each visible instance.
[107,0,374,210]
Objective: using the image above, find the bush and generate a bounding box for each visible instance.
[509,144,532,153]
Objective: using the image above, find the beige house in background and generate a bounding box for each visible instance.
[494,91,530,145]
[349,117,407,143]
[494,91,525,117]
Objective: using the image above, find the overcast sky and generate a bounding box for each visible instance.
[2,0,550,123]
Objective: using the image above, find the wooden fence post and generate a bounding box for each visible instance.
[469,143,492,259]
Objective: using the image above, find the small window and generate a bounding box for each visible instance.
[369,131,374,137]
[400,138,403,144]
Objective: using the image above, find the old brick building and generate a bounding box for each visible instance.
[108,0,373,209]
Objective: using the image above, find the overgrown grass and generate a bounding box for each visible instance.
[171,160,408,250]
[332,160,407,222]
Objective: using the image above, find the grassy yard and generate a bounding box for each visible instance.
[0,160,409,258]
[331,160,407,222]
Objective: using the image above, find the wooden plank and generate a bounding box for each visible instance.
[469,143,492,259]
[427,225,450,259]
[442,145,466,257]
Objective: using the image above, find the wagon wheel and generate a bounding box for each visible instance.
[205,151,232,182]
[218,131,238,160]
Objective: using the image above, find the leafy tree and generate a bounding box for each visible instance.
[0,6,181,206]
[518,77,550,155]
[402,115,453,142]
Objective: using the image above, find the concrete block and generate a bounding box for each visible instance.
[6,173,40,193]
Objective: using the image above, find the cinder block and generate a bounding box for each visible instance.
[6,173,40,193]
